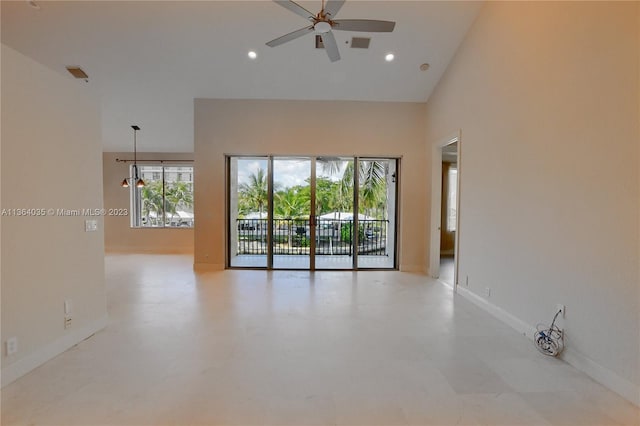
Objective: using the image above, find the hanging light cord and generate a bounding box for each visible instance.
[121,125,144,188]
[133,126,138,180]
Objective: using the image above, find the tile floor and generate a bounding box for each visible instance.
[2,254,638,425]
[439,256,455,286]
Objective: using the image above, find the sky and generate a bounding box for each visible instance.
[236,157,348,189]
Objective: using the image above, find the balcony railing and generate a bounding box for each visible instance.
[236,218,388,256]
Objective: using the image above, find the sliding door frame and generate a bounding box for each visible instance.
[226,154,399,271]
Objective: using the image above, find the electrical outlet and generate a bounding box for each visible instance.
[6,337,18,356]
[64,315,72,329]
[556,304,565,318]
[484,287,491,298]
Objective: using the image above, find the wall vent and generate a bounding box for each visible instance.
[350,37,370,49]
[66,66,89,80]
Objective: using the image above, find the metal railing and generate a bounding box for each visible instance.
[236,218,388,256]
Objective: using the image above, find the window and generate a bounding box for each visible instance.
[446,165,457,232]
[131,165,194,228]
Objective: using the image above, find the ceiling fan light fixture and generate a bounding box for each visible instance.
[314,21,332,34]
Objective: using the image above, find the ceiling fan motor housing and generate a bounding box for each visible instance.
[314,21,332,34]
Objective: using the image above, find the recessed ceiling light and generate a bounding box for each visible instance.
[420,63,430,71]
[385,53,395,62]
[248,51,257,60]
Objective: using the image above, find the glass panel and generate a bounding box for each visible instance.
[164,166,194,227]
[357,159,396,269]
[315,157,354,269]
[137,165,164,227]
[272,157,311,269]
[230,157,268,268]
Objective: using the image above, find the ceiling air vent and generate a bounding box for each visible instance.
[350,37,370,49]
[66,66,89,81]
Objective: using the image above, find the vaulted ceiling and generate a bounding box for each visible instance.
[1,1,483,152]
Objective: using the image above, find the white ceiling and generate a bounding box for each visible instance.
[1,1,483,152]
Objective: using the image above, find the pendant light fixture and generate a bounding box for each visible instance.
[121,125,145,188]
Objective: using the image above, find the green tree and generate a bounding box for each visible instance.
[274,186,310,248]
[274,186,309,218]
[239,168,268,216]
[358,160,387,218]
[319,159,387,219]
[165,181,193,225]
[140,180,164,226]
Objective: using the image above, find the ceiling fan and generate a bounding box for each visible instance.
[266,0,396,62]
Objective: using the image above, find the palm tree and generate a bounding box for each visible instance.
[239,168,268,217]
[319,158,387,218]
[275,186,309,247]
[165,181,193,225]
[140,180,164,226]
[358,160,387,218]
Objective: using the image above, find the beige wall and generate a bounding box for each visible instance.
[102,152,194,253]
[425,1,640,404]
[1,45,107,386]
[637,2,640,391]
[194,99,427,271]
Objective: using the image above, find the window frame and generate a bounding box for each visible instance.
[129,164,194,229]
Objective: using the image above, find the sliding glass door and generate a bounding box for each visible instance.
[357,158,396,269]
[228,156,397,270]
[229,157,269,268]
[315,157,355,270]
[272,157,312,269]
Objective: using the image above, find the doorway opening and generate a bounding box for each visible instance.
[430,134,461,289]
[227,156,398,270]
[439,143,458,285]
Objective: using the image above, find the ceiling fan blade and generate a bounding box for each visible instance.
[266,25,314,47]
[332,19,396,32]
[323,0,345,19]
[321,31,340,62]
[273,0,316,22]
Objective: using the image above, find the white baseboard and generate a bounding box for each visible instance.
[455,286,535,337]
[560,348,640,406]
[1,315,108,388]
[454,286,640,407]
